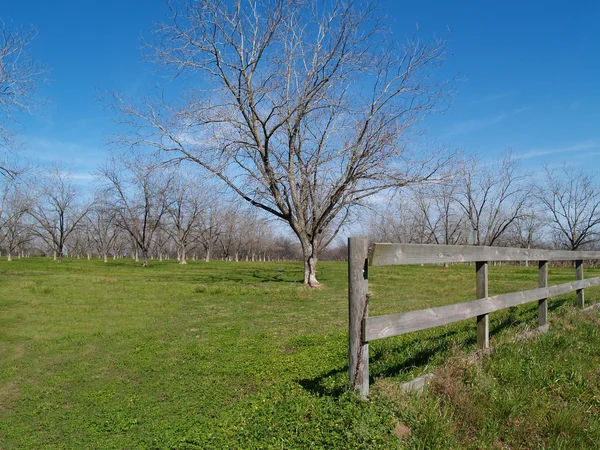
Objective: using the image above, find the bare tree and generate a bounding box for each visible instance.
[0,175,33,260]
[69,225,93,259]
[197,199,226,262]
[537,164,600,250]
[164,170,208,264]
[505,209,543,249]
[152,226,173,261]
[87,194,120,262]
[99,154,171,266]
[111,0,451,286]
[366,194,414,244]
[425,180,464,245]
[455,153,530,246]
[0,21,44,154]
[29,166,91,262]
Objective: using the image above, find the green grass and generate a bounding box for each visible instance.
[1,258,600,448]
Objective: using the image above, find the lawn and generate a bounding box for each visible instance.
[1,257,600,449]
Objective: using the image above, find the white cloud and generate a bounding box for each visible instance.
[519,141,599,160]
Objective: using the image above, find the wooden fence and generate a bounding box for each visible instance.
[348,237,600,398]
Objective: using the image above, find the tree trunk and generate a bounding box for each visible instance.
[301,240,319,286]
[180,246,187,264]
[205,247,211,262]
[7,251,12,262]
[104,253,108,263]
[142,249,149,267]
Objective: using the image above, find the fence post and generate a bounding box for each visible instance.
[476,261,489,350]
[538,261,548,331]
[576,259,584,308]
[348,237,369,398]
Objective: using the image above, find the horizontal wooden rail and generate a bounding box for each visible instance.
[364,276,600,341]
[370,243,600,266]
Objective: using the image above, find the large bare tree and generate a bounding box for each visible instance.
[112,0,450,285]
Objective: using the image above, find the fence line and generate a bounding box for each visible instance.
[348,238,600,398]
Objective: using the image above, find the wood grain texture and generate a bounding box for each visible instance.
[576,260,585,308]
[538,261,548,329]
[370,243,600,266]
[348,237,370,398]
[476,261,489,350]
[364,276,600,341]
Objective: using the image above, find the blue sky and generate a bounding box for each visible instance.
[3,0,600,181]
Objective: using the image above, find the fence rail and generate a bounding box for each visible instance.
[371,243,600,265]
[348,239,600,398]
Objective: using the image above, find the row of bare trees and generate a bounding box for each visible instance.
[2,150,598,267]
[367,154,600,252]
[0,158,313,264]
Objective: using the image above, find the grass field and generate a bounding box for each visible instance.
[1,257,600,449]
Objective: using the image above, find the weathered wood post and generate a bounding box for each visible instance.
[538,260,548,331]
[576,259,584,308]
[348,237,369,398]
[476,261,489,350]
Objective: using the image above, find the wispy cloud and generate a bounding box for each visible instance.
[442,107,531,138]
[520,141,599,159]
[470,91,516,105]
[25,136,107,165]
[569,100,583,110]
[573,150,600,160]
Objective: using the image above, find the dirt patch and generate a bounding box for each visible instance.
[392,421,412,439]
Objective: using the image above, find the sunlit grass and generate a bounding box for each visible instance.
[0,257,599,448]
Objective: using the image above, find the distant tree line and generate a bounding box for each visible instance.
[0,155,349,264]
[367,152,600,254]
[0,151,598,266]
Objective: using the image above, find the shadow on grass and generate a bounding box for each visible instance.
[297,366,348,398]
[298,297,576,398]
[297,328,474,398]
